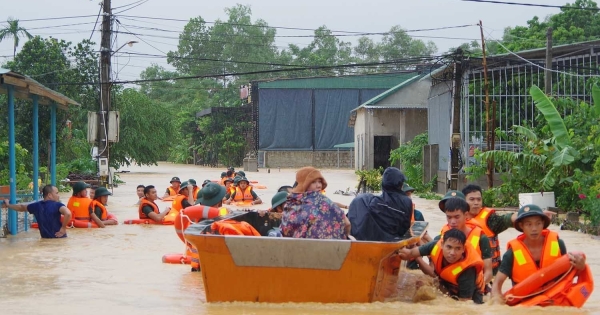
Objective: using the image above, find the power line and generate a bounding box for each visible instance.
[89,3,104,41]
[24,22,97,31]
[115,21,167,55]
[113,0,146,10]
[116,52,307,67]
[461,0,600,10]
[43,56,441,86]
[1,15,99,23]
[116,23,476,38]
[114,0,150,14]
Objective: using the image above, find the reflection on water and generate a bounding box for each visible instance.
[0,164,598,315]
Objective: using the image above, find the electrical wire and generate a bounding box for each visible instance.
[114,0,150,15]
[461,0,600,10]
[115,22,476,37]
[116,21,167,55]
[41,55,441,86]
[113,0,146,10]
[484,30,600,77]
[89,3,104,41]
[1,15,99,23]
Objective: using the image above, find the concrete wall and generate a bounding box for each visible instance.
[262,150,354,169]
[354,108,366,170]
[377,79,431,108]
[354,108,428,170]
[427,82,452,172]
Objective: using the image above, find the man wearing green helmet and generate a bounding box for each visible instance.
[89,187,118,228]
[224,177,262,205]
[491,204,587,303]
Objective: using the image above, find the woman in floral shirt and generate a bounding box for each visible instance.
[280,167,350,239]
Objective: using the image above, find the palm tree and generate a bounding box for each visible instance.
[0,18,33,58]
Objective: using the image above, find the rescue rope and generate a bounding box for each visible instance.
[505,265,575,302]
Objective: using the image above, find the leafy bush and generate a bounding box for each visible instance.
[355,167,383,191]
[389,133,435,192]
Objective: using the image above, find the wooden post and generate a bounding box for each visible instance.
[545,27,553,94]
[450,49,463,190]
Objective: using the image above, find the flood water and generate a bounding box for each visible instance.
[0,162,598,315]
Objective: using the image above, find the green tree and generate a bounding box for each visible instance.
[0,18,33,57]
[2,37,98,166]
[500,0,599,52]
[110,89,174,167]
[379,26,437,70]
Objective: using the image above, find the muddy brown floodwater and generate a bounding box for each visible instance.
[0,162,598,315]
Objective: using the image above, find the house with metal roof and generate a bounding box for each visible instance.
[348,74,430,170]
[252,72,425,168]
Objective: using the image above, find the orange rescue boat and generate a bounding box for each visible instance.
[184,213,426,303]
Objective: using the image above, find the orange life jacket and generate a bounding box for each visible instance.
[469,207,501,269]
[431,239,485,297]
[411,202,416,223]
[234,186,254,201]
[507,230,562,285]
[138,198,160,219]
[211,219,261,236]
[67,196,93,221]
[89,199,108,220]
[504,253,594,307]
[192,187,200,201]
[167,187,177,196]
[171,194,187,212]
[440,223,484,257]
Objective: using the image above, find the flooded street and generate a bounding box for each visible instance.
[1,162,598,314]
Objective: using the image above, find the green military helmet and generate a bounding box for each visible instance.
[438,190,465,212]
[271,191,288,209]
[178,181,189,193]
[94,187,112,198]
[514,204,550,232]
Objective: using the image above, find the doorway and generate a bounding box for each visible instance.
[373,136,392,170]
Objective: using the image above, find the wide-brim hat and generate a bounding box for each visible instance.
[292,167,327,193]
[237,171,246,177]
[170,176,181,184]
[188,179,197,186]
[178,181,189,193]
[271,191,288,209]
[94,187,112,198]
[514,204,550,232]
[198,183,226,207]
[402,183,415,193]
[439,190,466,212]
[237,177,250,185]
[73,181,91,194]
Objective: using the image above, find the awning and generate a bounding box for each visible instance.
[333,142,354,149]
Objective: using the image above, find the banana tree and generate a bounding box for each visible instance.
[478,84,600,191]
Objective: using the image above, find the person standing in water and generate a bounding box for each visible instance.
[4,185,71,238]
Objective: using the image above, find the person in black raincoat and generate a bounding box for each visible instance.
[347,167,413,242]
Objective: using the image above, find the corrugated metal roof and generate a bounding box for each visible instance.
[0,69,79,107]
[257,72,419,89]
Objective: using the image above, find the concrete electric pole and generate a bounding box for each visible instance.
[98,0,112,187]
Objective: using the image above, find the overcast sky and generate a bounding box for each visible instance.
[0,0,567,81]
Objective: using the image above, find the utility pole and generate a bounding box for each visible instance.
[98,0,112,187]
[450,48,463,191]
[545,27,553,94]
[480,20,494,188]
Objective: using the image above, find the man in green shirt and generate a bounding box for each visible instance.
[462,184,556,275]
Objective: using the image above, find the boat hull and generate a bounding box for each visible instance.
[185,216,426,303]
